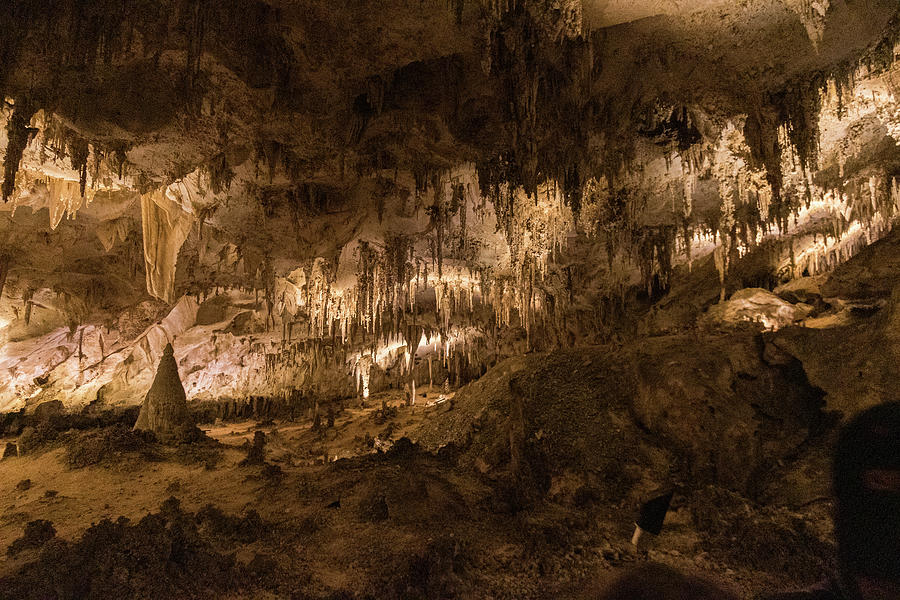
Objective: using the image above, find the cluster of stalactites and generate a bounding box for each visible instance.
[487,181,573,272]
[791,175,900,277]
[710,172,900,294]
[38,115,131,196]
[259,337,348,391]
[580,175,682,300]
[273,252,559,356]
[5,172,88,229]
[577,107,899,306]
[270,166,576,349]
[348,326,488,398]
[215,323,493,402]
[2,108,131,206]
[279,254,486,346]
[483,272,540,339]
[791,0,832,47]
[695,117,830,296]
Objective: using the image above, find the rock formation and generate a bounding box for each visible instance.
[1,0,900,411]
[133,343,194,442]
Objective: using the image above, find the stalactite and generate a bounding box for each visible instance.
[205,153,235,194]
[634,225,677,298]
[96,217,131,252]
[185,0,209,93]
[714,245,727,302]
[47,178,87,229]
[744,106,784,206]
[67,136,90,197]
[2,98,38,202]
[141,185,194,304]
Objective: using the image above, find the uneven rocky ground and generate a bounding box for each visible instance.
[0,338,838,600]
[9,225,900,598]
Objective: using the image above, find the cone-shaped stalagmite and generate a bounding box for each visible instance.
[134,343,194,441]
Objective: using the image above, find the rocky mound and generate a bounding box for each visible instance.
[415,330,828,499]
[821,227,900,300]
[0,498,280,600]
[766,227,900,416]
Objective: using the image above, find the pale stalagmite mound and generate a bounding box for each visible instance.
[134,343,195,442]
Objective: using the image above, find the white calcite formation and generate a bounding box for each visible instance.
[140,183,195,304]
[703,287,812,330]
[0,1,898,411]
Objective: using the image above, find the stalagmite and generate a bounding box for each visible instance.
[134,343,195,442]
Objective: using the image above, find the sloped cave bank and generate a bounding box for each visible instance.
[0,323,847,599]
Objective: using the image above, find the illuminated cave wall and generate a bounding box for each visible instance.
[0,1,899,411]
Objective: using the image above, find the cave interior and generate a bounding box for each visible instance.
[1,1,900,598]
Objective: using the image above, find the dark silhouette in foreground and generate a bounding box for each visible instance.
[766,402,900,600]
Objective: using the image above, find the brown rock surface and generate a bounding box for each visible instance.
[31,400,64,422]
[767,230,900,416]
[821,227,900,300]
[417,331,826,497]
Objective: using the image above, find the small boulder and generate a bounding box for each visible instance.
[32,400,64,422]
[703,288,809,330]
[196,295,230,326]
[2,442,18,460]
[223,311,262,336]
[7,519,56,557]
[16,426,36,455]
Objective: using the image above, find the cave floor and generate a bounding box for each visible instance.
[0,384,833,599]
[202,387,451,464]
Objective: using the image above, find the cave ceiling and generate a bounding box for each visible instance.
[1,0,900,409]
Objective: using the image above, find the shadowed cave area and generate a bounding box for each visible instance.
[1,1,900,598]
